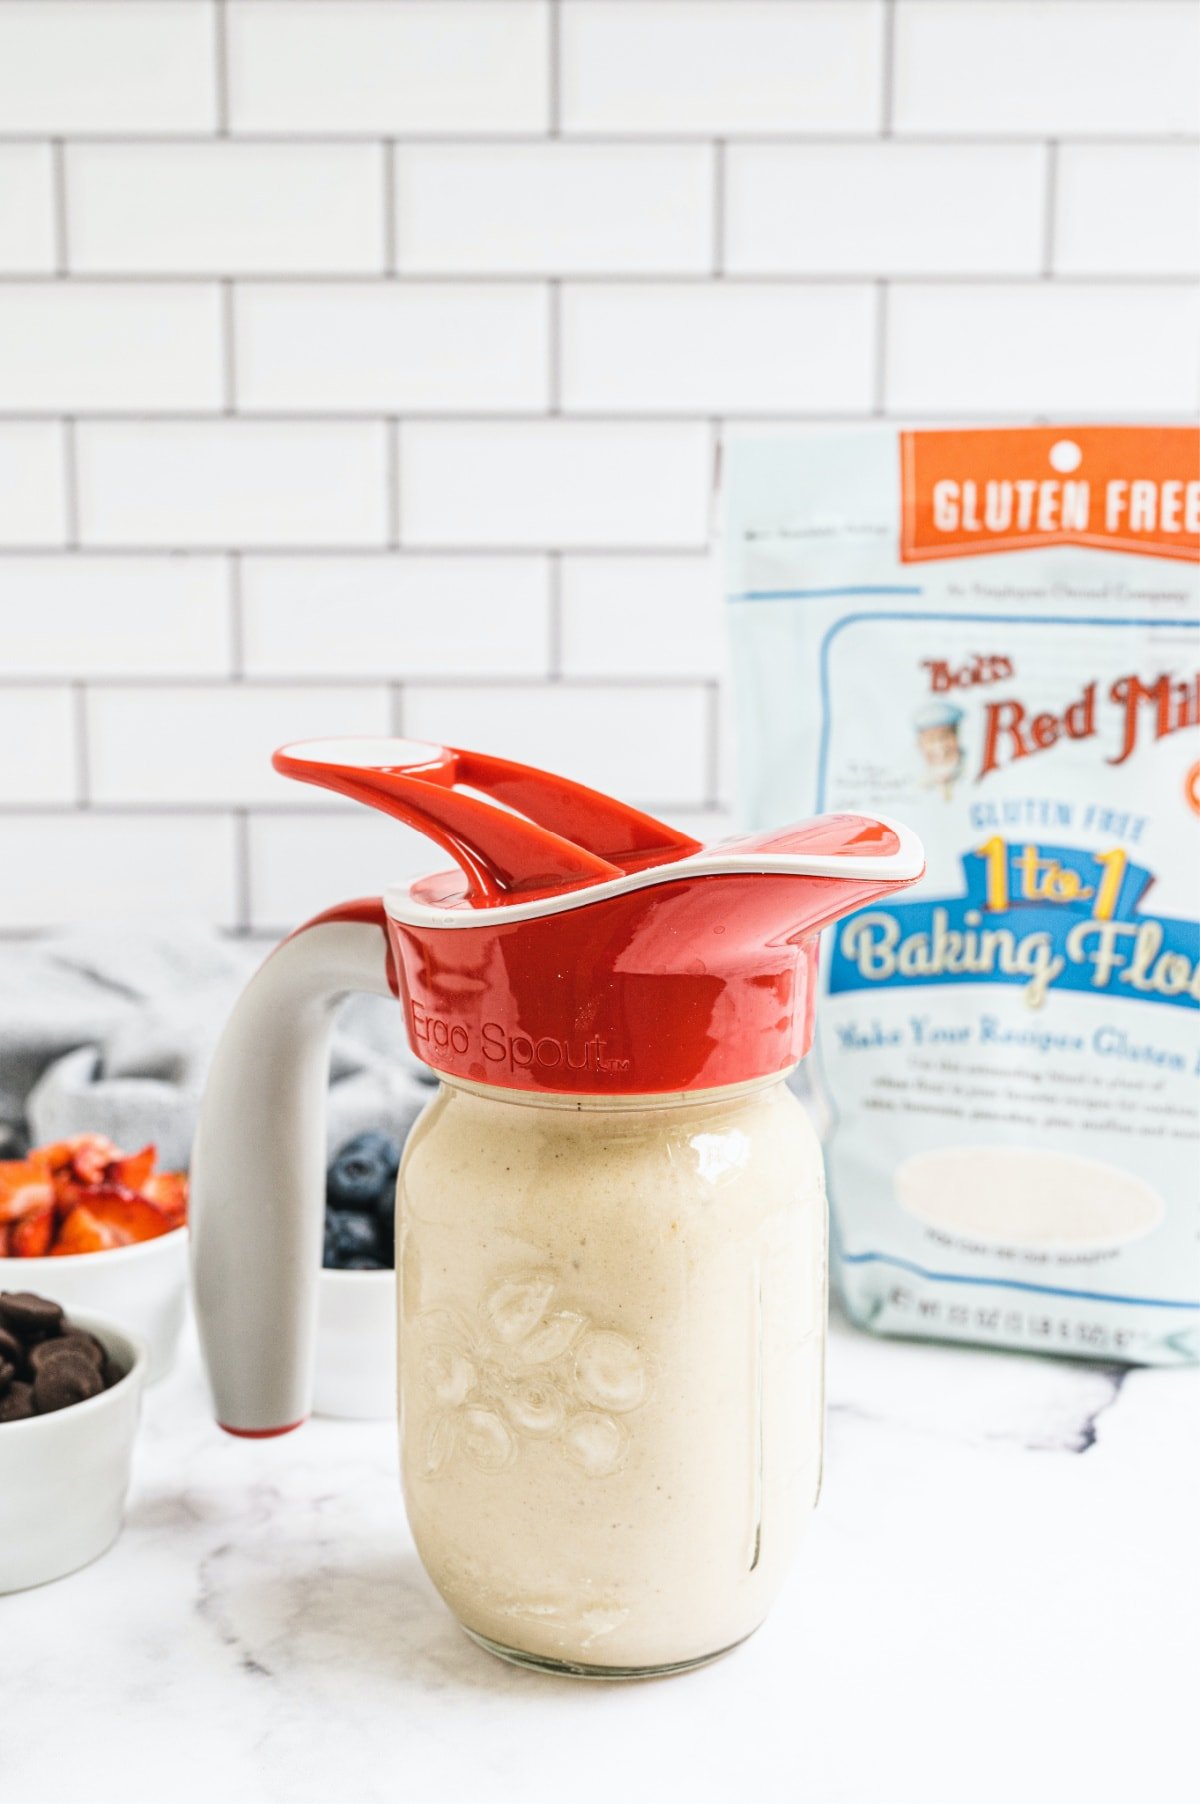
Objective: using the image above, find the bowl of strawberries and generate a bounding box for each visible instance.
[0,1135,188,1383]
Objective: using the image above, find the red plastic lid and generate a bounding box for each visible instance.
[275,739,924,1095]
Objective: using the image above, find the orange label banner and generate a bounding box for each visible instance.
[899,426,1200,564]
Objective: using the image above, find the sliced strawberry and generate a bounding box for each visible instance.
[68,1135,120,1187]
[83,1187,171,1245]
[143,1170,188,1230]
[52,1204,121,1255]
[106,1145,157,1194]
[35,1141,75,1173]
[11,1202,55,1258]
[16,1138,185,1252]
[0,1165,55,1224]
[38,1134,118,1184]
[0,1157,44,1191]
[50,1176,102,1216]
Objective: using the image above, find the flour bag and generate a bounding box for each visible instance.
[725,426,1200,1364]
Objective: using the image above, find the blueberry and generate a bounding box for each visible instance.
[327,1137,399,1212]
[323,1209,382,1270]
[340,1132,401,1174]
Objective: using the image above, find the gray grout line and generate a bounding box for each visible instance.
[0,271,1195,287]
[221,279,237,411]
[708,416,723,539]
[50,139,68,276]
[228,552,244,677]
[547,551,563,678]
[880,0,896,138]
[72,681,89,807]
[0,796,723,820]
[382,140,396,272]
[704,681,721,807]
[61,419,79,548]
[548,0,561,138]
[214,0,230,136]
[0,542,733,559]
[547,280,561,412]
[713,140,725,276]
[1,130,1194,146]
[709,415,723,537]
[386,417,401,546]
[9,391,1196,427]
[1043,140,1059,279]
[0,402,1194,437]
[0,674,721,691]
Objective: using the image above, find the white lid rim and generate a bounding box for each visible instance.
[384,815,925,931]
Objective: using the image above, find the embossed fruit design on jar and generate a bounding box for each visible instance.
[191,740,922,1677]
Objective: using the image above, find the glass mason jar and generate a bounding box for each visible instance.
[397,1070,826,1679]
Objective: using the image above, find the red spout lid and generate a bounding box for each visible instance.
[275,738,924,1095]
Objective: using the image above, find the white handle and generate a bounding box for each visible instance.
[189,904,395,1436]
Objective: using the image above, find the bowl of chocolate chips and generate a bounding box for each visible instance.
[0,1289,146,1592]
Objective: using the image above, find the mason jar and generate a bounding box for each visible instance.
[397,1070,826,1678]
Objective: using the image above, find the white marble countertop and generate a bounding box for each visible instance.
[6,1309,1196,1804]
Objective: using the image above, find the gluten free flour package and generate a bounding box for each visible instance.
[725,426,1200,1365]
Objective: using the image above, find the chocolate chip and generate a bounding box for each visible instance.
[31,1340,79,1374]
[0,1380,34,1422]
[32,1353,103,1415]
[0,1291,64,1340]
[0,1294,124,1425]
[61,1328,107,1370]
[30,1332,104,1375]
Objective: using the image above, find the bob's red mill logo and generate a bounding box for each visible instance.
[899,427,1200,563]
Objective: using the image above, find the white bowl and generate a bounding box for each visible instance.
[0,1308,146,1593]
[314,1266,396,1420]
[0,1227,187,1384]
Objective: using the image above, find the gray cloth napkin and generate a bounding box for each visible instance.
[0,921,433,1167]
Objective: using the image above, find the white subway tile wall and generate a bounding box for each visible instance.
[0,145,56,274]
[0,2,217,135]
[886,284,1200,415]
[0,817,238,931]
[0,0,1195,932]
[0,422,67,546]
[1,557,231,678]
[559,2,886,136]
[392,142,714,274]
[0,688,77,805]
[559,556,723,679]
[1053,144,1200,277]
[402,681,711,806]
[68,142,388,275]
[398,420,713,547]
[235,283,550,413]
[85,683,393,806]
[559,283,878,414]
[227,1,550,136]
[723,144,1047,277]
[0,283,224,412]
[240,554,551,677]
[75,419,390,546]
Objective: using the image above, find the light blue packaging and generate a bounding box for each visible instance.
[725,426,1200,1364]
